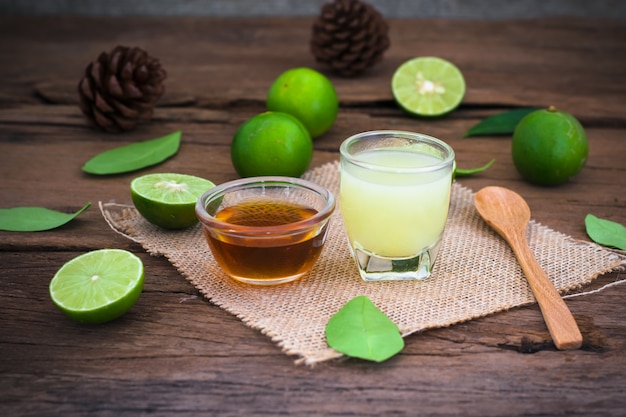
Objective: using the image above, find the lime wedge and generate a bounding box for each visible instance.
[130,173,215,229]
[391,57,466,117]
[49,249,144,324]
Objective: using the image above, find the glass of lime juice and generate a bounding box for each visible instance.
[339,130,455,281]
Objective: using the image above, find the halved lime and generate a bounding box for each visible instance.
[391,57,466,117]
[49,249,144,324]
[130,173,215,229]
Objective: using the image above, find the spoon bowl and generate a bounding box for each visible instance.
[474,186,582,350]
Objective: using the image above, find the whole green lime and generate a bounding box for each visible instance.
[231,111,313,178]
[512,107,588,186]
[266,67,338,138]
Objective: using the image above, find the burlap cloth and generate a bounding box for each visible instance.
[101,161,625,365]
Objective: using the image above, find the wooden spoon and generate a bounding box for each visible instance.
[474,186,582,350]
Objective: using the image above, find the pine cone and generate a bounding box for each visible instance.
[311,0,390,77]
[78,46,166,133]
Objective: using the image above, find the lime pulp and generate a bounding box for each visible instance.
[49,249,144,324]
[391,56,466,117]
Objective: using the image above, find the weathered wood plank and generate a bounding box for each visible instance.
[1,16,626,417]
[1,250,625,416]
[1,17,625,119]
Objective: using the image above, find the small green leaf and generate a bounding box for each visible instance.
[0,202,91,232]
[326,295,404,362]
[82,130,181,175]
[455,158,495,177]
[464,108,539,138]
[585,214,626,250]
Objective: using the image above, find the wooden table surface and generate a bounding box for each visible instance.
[1,16,625,416]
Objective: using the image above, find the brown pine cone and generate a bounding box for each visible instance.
[78,45,166,133]
[311,0,390,77]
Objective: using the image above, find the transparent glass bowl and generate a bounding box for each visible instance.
[195,176,335,286]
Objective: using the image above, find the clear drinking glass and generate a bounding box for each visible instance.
[339,130,455,281]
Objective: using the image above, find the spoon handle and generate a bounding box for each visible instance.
[507,230,583,350]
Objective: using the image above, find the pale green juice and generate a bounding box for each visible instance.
[340,149,452,258]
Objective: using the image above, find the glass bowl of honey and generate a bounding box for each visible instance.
[195,176,336,285]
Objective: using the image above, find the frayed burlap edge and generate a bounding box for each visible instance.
[100,161,626,365]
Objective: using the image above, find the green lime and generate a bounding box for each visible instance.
[391,57,466,117]
[131,173,215,229]
[231,111,313,178]
[512,106,588,186]
[49,249,144,324]
[266,67,338,138]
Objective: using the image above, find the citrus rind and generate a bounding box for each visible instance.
[131,173,215,229]
[230,111,313,178]
[512,108,588,186]
[266,67,338,138]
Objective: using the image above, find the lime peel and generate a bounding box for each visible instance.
[266,67,338,138]
[512,107,588,186]
[131,173,215,229]
[231,111,313,178]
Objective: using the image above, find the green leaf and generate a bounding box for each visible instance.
[585,214,626,250]
[455,158,495,177]
[464,108,539,138]
[82,130,181,175]
[0,202,91,232]
[326,295,404,362]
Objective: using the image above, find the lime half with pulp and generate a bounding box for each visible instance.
[49,249,144,324]
[392,57,466,117]
[131,173,215,229]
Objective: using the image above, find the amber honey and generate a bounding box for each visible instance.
[204,198,329,284]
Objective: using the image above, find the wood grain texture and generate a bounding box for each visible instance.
[0,16,625,417]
